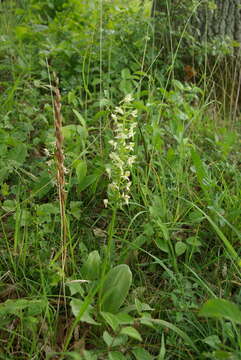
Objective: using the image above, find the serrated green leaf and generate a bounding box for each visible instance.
[199,299,241,324]
[120,326,142,341]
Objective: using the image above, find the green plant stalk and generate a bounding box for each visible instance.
[106,206,117,264]
[98,206,117,312]
[13,205,21,254]
[62,283,99,354]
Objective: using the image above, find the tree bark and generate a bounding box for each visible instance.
[192,0,241,45]
[152,0,241,48]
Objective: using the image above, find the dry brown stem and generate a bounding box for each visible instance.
[53,73,67,273]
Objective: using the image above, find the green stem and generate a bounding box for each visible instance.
[97,206,117,312]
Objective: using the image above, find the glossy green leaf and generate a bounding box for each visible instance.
[101,264,132,313]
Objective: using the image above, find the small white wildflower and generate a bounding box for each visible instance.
[109,182,119,191]
[127,129,135,139]
[126,143,134,151]
[123,93,134,103]
[43,148,50,157]
[115,123,124,132]
[114,106,124,115]
[103,199,108,208]
[127,155,136,166]
[121,171,130,181]
[111,113,118,121]
[122,193,130,205]
[131,110,138,117]
[109,152,124,168]
[115,132,128,140]
[126,181,132,191]
[46,160,53,167]
[108,140,117,149]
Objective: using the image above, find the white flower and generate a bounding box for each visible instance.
[126,181,132,191]
[114,106,124,115]
[115,132,128,140]
[126,143,134,151]
[127,129,135,139]
[131,110,138,117]
[103,199,108,208]
[109,152,124,168]
[123,93,134,103]
[108,140,117,149]
[121,171,130,181]
[122,193,130,205]
[127,155,136,166]
[43,148,50,156]
[115,123,124,132]
[106,101,137,207]
[111,113,118,121]
[109,182,119,191]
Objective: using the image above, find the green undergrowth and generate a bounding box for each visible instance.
[0,1,241,359]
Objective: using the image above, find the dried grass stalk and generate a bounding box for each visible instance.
[53,74,67,272]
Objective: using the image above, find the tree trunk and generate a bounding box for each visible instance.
[192,0,241,45]
[152,0,241,49]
